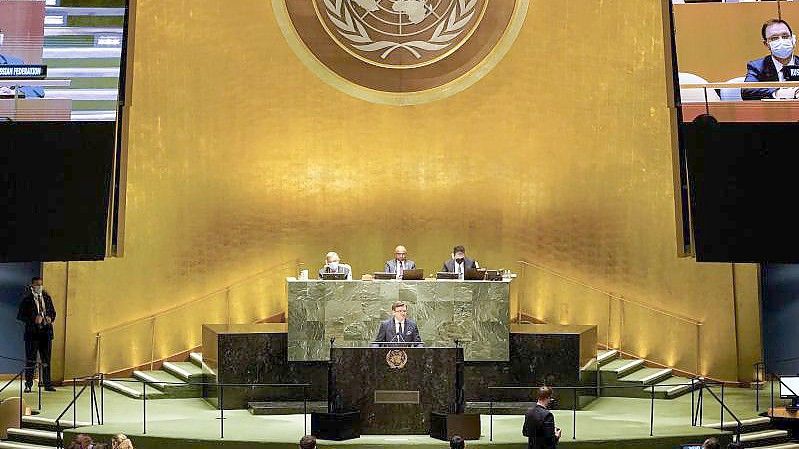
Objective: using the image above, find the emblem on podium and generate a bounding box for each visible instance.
[386,349,408,369]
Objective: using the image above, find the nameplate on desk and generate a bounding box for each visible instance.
[0,65,47,80]
[374,390,420,404]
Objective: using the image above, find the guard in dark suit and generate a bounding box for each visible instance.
[742,19,799,100]
[373,301,423,346]
[441,245,478,277]
[523,386,560,449]
[16,277,57,392]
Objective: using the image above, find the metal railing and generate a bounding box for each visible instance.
[488,378,742,443]
[93,259,297,374]
[692,379,742,444]
[0,354,45,415]
[55,374,104,449]
[516,260,703,374]
[95,378,311,439]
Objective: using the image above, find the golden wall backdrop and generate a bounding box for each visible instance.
[43,0,761,382]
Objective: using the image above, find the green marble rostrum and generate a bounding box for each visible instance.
[287,279,510,362]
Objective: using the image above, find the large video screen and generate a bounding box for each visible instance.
[0,0,127,122]
[673,1,799,120]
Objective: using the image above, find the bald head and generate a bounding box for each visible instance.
[394,245,407,261]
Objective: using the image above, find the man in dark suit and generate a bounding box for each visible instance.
[16,276,57,392]
[384,245,416,279]
[742,19,799,100]
[373,301,423,346]
[523,386,560,449]
[441,245,479,279]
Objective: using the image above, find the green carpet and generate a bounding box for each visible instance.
[1,382,785,449]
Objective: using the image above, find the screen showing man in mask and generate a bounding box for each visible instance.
[742,19,799,100]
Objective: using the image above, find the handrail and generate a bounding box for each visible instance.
[95,259,297,336]
[517,259,703,325]
[55,374,102,449]
[700,381,742,444]
[101,376,311,439]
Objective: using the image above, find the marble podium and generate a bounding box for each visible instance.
[287,279,510,362]
[330,346,463,434]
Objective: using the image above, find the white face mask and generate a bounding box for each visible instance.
[32,286,43,294]
[770,35,796,59]
[327,262,339,271]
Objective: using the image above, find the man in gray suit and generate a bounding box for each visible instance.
[384,245,416,279]
[373,301,423,346]
[442,245,479,279]
[318,251,352,279]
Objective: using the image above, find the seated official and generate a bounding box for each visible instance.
[384,245,416,279]
[742,19,799,100]
[442,245,479,278]
[318,251,351,279]
[373,301,423,346]
[0,53,45,99]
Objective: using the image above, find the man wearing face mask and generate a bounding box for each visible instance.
[742,19,799,100]
[442,245,479,279]
[318,251,352,279]
[16,277,57,392]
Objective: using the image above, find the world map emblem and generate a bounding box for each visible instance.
[274,0,529,104]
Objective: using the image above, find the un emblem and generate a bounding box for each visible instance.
[273,0,529,104]
[386,349,408,369]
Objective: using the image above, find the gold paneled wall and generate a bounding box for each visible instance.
[44,0,760,381]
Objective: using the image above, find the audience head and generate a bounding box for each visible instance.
[394,245,408,261]
[536,385,554,407]
[701,437,720,449]
[299,435,317,449]
[67,434,93,449]
[450,435,465,449]
[111,433,134,449]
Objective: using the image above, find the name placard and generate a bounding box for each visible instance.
[0,65,48,80]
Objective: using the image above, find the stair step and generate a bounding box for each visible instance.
[189,352,203,368]
[739,429,790,448]
[102,378,166,399]
[132,370,201,398]
[599,358,645,377]
[755,444,799,449]
[247,401,328,415]
[707,416,771,430]
[6,428,57,445]
[162,361,204,383]
[0,441,54,449]
[22,415,91,430]
[597,349,619,365]
[649,376,699,398]
[619,368,673,385]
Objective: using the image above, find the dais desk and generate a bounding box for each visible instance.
[287,278,510,362]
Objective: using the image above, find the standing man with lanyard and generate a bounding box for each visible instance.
[17,276,57,392]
